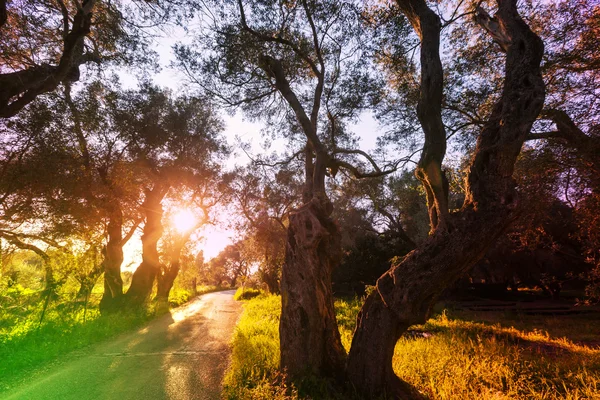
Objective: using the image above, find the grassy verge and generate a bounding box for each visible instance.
[233,287,262,301]
[224,295,600,399]
[0,284,221,392]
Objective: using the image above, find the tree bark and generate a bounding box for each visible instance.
[279,198,346,380]
[401,0,448,233]
[155,233,190,302]
[99,207,126,313]
[257,51,346,379]
[125,186,167,307]
[0,0,96,118]
[347,0,545,397]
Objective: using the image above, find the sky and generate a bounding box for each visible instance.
[117,20,384,268]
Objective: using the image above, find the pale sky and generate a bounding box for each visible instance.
[118,24,384,268]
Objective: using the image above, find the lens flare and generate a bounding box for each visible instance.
[172,209,197,233]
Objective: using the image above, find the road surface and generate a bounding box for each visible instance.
[1,290,241,400]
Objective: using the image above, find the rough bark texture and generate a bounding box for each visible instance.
[346,0,545,398]
[256,46,346,379]
[280,199,346,380]
[125,186,167,307]
[401,0,448,232]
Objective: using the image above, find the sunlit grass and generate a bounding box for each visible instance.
[224,295,600,399]
[0,283,221,392]
[0,300,152,392]
[233,287,262,301]
[222,293,296,399]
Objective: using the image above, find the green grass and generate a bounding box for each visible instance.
[233,287,262,301]
[0,283,221,392]
[223,293,294,399]
[224,295,600,399]
[0,298,152,392]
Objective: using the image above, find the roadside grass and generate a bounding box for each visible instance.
[0,283,220,392]
[224,295,600,399]
[233,287,262,301]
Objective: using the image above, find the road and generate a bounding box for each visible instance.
[1,290,241,400]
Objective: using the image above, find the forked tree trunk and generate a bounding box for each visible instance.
[279,199,346,380]
[155,234,189,302]
[347,0,545,397]
[126,186,167,307]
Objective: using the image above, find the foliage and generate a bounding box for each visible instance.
[0,249,217,390]
[233,287,261,301]
[0,285,152,392]
[222,294,294,399]
[224,295,600,399]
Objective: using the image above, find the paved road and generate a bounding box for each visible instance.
[1,290,241,400]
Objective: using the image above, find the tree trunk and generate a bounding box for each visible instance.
[125,186,166,307]
[347,206,517,398]
[76,263,102,301]
[260,262,280,294]
[155,235,188,302]
[99,208,125,313]
[279,198,346,380]
[257,51,346,382]
[155,260,180,301]
[347,0,545,397]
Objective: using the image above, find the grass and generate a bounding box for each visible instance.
[224,295,600,399]
[223,293,294,399]
[0,283,221,392]
[233,287,262,301]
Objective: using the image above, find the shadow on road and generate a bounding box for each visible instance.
[1,290,241,400]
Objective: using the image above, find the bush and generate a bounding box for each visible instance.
[234,287,261,301]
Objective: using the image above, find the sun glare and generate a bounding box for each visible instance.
[172,209,197,233]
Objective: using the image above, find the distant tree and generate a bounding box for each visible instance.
[207,243,251,287]
[230,166,302,294]
[0,80,226,312]
[119,85,226,308]
[155,183,227,304]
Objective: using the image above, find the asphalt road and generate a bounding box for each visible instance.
[1,290,241,400]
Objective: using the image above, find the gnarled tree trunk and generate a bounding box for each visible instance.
[280,198,346,380]
[155,231,192,304]
[126,186,167,307]
[255,52,347,380]
[99,207,125,313]
[347,0,545,397]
